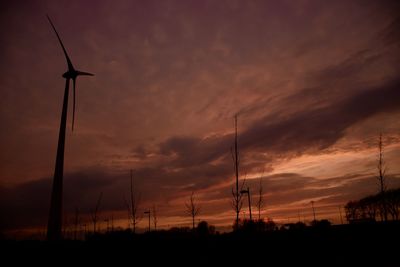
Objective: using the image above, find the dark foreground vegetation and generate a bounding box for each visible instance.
[2,221,399,267]
[346,188,400,222]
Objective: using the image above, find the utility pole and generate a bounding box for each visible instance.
[144,210,151,232]
[240,187,252,220]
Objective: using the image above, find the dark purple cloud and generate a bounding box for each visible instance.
[154,76,400,175]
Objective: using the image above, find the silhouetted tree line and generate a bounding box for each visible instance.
[234,218,334,233]
[233,218,277,233]
[345,188,400,223]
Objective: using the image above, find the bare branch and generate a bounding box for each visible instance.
[90,192,103,233]
[125,169,142,233]
[231,114,243,230]
[186,191,201,229]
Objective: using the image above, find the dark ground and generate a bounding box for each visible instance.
[1,222,399,266]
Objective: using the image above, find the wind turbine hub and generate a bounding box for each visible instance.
[62,70,77,79]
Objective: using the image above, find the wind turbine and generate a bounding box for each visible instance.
[46,15,94,241]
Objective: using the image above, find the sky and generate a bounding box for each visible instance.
[0,0,400,234]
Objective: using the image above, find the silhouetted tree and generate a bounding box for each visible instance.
[264,218,277,231]
[377,133,388,221]
[197,221,215,236]
[124,169,141,233]
[311,219,331,228]
[231,114,244,230]
[231,177,246,230]
[242,219,257,232]
[256,171,265,220]
[168,226,191,234]
[345,201,359,222]
[377,133,387,194]
[233,218,276,232]
[386,188,400,220]
[90,192,103,233]
[186,191,201,230]
[345,189,400,223]
[359,195,378,220]
[291,221,306,230]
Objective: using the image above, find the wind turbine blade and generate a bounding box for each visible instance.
[47,15,74,71]
[72,78,76,132]
[76,71,95,76]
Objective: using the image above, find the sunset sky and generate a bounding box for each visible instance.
[1,0,399,234]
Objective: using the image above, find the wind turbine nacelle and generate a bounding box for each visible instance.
[62,70,77,79]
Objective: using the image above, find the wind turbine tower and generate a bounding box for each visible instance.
[46,15,94,240]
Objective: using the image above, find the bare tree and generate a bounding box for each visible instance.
[186,191,201,230]
[377,133,387,194]
[231,114,245,230]
[386,189,400,220]
[124,169,141,233]
[256,170,265,220]
[344,189,400,222]
[377,133,388,221]
[90,192,103,233]
[152,204,158,231]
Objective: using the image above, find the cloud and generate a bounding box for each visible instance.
[0,162,232,230]
[159,134,232,168]
[154,76,400,175]
[240,78,400,155]
[381,16,400,45]
[0,169,118,230]
[1,162,399,230]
